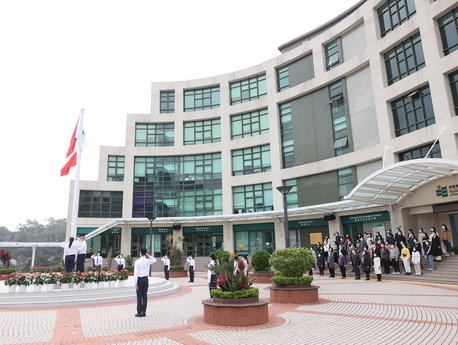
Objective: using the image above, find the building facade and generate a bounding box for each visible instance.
[67,0,458,259]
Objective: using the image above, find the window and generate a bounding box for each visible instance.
[232,145,271,176]
[231,108,269,140]
[277,65,290,92]
[184,118,221,145]
[160,91,175,113]
[78,191,123,218]
[184,86,220,112]
[279,102,294,168]
[392,84,435,137]
[378,0,416,38]
[233,183,273,214]
[385,33,425,86]
[135,123,174,147]
[284,179,298,209]
[107,156,125,181]
[133,154,222,218]
[449,70,458,115]
[230,74,267,105]
[439,8,458,56]
[399,142,442,161]
[338,168,354,201]
[325,39,340,71]
[329,80,349,156]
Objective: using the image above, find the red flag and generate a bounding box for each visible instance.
[66,119,79,158]
[61,152,77,176]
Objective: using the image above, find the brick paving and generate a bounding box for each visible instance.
[1,273,458,345]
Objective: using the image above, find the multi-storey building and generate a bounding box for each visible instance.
[67,0,458,259]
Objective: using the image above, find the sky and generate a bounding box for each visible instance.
[0,0,360,232]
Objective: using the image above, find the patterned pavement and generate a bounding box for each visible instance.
[1,272,458,345]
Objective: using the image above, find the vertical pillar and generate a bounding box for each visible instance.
[31,245,37,267]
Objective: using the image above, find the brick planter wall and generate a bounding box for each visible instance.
[269,285,320,304]
[169,270,188,278]
[251,272,274,284]
[202,298,269,326]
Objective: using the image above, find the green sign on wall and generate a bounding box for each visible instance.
[183,225,223,233]
[341,211,390,224]
[288,218,328,228]
[233,223,275,232]
[132,227,173,234]
[77,227,121,235]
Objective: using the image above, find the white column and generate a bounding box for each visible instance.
[31,245,37,267]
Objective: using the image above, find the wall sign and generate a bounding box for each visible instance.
[341,211,390,224]
[288,218,328,228]
[183,225,223,233]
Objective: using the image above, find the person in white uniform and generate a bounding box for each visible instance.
[76,234,87,273]
[115,254,126,271]
[91,252,103,270]
[134,247,157,317]
[187,255,195,282]
[59,237,82,273]
[162,254,170,280]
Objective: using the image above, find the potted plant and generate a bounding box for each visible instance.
[167,235,188,278]
[72,272,83,291]
[44,273,58,292]
[107,271,118,288]
[117,269,129,287]
[95,271,107,289]
[268,247,318,304]
[3,273,18,293]
[31,273,45,293]
[82,272,93,290]
[250,250,274,284]
[202,255,269,326]
[17,273,31,293]
[58,272,73,291]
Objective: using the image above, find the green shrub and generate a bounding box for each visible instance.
[170,265,184,270]
[125,266,134,270]
[211,287,259,299]
[251,250,272,272]
[270,247,314,277]
[125,257,133,266]
[0,269,16,275]
[211,250,230,263]
[272,275,313,286]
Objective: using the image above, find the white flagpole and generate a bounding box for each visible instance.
[424,126,446,159]
[70,109,84,238]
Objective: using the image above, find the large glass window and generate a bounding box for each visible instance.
[230,74,267,105]
[449,70,458,115]
[325,39,340,71]
[392,84,435,137]
[184,86,220,112]
[338,168,354,201]
[234,230,276,255]
[233,183,273,214]
[107,156,125,181]
[184,118,221,145]
[231,108,269,140]
[160,91,175,113]
[439,8,458,56]
[135,123,174,147]
[284,179,298,209]
[78,191,123,218]
[385,33,425,86]
[232,145,271,176]
[133,154,222,218]
[329,80,349,156]
[277,65,290,92]
[378,0,416,38]
[184,233,223,257]
[279,102,294,168]
[399,142,442,161]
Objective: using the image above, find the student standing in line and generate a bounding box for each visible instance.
[339,252,346,279]
[425,241,434,271]
[76,234,87,273]
[351,248,360,280]
[187,255,195,282]
[374,253,382,281]
[91,252,103,269]
[310,247,316,276]
[162,254,170,280]
[317,253,324,276]
[412,247,421,276]
[431,228,442,262]
[114,254,125,272]
[390,244,400,275]
[208,253,218,298]
[362,249,371,281]
[328,248,335,278]
[60,237,82,273]
[441,224,452,257]
[134,247,157,317]
[380,242,389,274]
[401,244,411,275]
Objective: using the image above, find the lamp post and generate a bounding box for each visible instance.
[147,215,156,277]
[276,186,293,248]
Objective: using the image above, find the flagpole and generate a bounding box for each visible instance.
[70,109,84,238]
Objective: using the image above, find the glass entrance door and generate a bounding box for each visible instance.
[197,233,211,257]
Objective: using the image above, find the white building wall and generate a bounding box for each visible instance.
[342,22,367,62]
[356,159,383,183]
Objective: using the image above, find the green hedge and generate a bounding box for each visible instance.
[251,250,272,272]
[272,275,313,286]
[170,265,184,270]
[211,287,259,299]
[125,266,134,270]
[0,269,17,275]
[270,247,314,277]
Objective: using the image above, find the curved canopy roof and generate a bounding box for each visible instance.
[345,158,458,205]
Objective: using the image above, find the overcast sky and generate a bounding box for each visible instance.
[0,0,360,231]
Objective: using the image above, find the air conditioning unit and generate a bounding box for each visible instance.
[324,214,336,221]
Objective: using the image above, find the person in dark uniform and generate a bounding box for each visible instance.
[161,254,170,280]
[362,249,371,280]
[134,247,157,317]
[351,248,360,280]
[328,248,335,278]
[317,253,324,276]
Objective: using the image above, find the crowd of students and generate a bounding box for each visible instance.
[311,224,453,281]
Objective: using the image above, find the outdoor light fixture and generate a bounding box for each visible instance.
[146,215,156,276]
[276,186,293,248]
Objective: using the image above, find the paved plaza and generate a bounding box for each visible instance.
[1,272,458,345]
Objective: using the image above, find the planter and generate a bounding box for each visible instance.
[8,285,16,293]
[97,282,105,289]
[60,283,70,292]
[90,282,98,290]
[251,272,275,284]
[202,297,269,326]
[33,285,42,293]
[46,284,54,292]
[268,284,320,304]
[118,280,126,288]
[108,281,116,289]
[18,285,27,293]
[73,283,81,291]
[85,282,92,290]
[169,270,188,278]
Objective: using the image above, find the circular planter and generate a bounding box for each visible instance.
[251,272,275,284]
[169,270,188,278]
[119,280,126,288]
[108,281,116,288]
[18,285,27,293]
[33,285,42,293]
[268,284,320,304]
[8,285,16,293]
[46,284,54,292]
[202,296,269,326]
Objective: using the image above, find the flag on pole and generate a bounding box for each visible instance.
[61,152,77,176]
[66,120,78,158]
[61,112,89,176]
